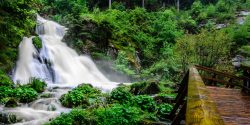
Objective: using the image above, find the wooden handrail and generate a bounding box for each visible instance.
[195,65,250,80]
[186,67,225,125]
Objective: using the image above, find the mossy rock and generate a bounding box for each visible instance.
[40,93,53,98]
[32,36,42,49]
[154,94,176,104]
[0,113,21,124]
[130,81,161,95]
[4,98,18,107]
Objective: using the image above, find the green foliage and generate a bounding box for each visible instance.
[110,86,133,103]
[133,95,157,112]
[46,109,97,125]
[175,29,232,71]
[0,70,14,87]
[47,104,149,125]
[32,36,42,49]
[114,51,136,76]
[130,81,161,95]
[60,84,102,108]
[27,78,47,93]
[0,87,13,102]
[0,0,39,71]
[95,104,144,125]
[157,103,173,118]
[226,16,250,47]
[13,87,38,103]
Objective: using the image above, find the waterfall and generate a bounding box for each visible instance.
[13,15,118,91]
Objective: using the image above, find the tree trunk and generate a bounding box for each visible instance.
[109,0,112,9]
[176,0,179,12]
[142,0,145,8]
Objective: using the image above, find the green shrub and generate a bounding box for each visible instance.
[28,78,47,93]
[60,90,89,108]
[110,86,133,103]
[0,70,14,87]
[46,109,97,125]
[0,86,13,101]
[95,104,143,125]
[47,105,147,125]
[60,84,102,108]
[133,95,157,112]
[32,36,42,49]
[157,103,173,118]
[206,4,216,17]
[13,87,38,103]
[191,1,203,17]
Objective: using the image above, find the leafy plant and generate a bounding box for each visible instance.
[133,95,157,112]
[46,109,97,125]
[28,78,47,93]
[110,86,133,103]
[13,87,38,103]
[32,36,42,49]
[60,84,102,108]
[0,70,14,87]
[157,103,173,118]
[95,104,144,125]
[0,86,13,102]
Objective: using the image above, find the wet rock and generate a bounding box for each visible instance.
[47,104,56,111]
[40,93,54,98]
[0,112,21,124]
[130,81,161,95]
[154,94,175,104]
[4,98,18,108]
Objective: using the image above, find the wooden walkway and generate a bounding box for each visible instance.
[207,86,250,125]
[169,66,250,125]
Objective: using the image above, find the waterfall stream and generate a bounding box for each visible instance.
[1,15,120,125]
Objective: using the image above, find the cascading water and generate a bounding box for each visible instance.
[13,15,118,91]
[0,15,120,125]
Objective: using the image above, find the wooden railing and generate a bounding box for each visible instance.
[169,66,225,125]
[195,65,250,93]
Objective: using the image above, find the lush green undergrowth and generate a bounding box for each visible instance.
[47,82,174,124]
[0,71,46,106]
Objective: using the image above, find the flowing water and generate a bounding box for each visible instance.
[1,15,120,125]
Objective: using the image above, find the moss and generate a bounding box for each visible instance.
[32,36,42,49]
[4,98,18,108]
[130,81,161,95]
[0,113,21,124]
[40,93,53,98]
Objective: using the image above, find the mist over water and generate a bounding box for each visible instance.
[13,15,119,91]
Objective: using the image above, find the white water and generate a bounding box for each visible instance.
[0,15,121,125]
[13,15,119,91]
